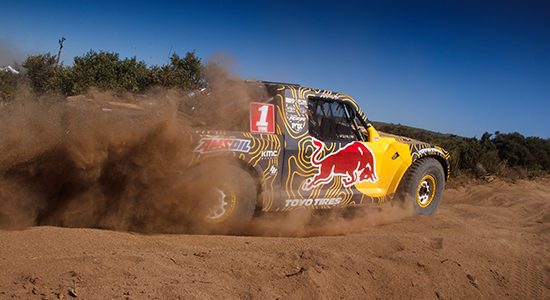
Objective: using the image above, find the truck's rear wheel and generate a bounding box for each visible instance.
[191,164,256,231]
[402,158,445,215]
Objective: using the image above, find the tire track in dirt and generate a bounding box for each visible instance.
[510,256,549,300]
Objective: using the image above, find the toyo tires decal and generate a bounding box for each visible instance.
[409,143,451,179]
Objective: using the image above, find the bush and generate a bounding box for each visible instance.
[21,53,59,95]
[0,68,19,103]
[21,49,205,97]
[374,122,550,179]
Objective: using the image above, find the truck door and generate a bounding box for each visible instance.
[280,96,363,208]
[280,96,404,210]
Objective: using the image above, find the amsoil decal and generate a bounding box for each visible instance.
[250,102,275,133]
[302,138,378,190]
[194,138,251,154]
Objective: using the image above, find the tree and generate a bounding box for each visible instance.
[152,51,205,90]
[182,50,204,89]
[114,56,149,93]
[70,50,121,94]
[21,48,206,97]
[0,67,19,103]
[22,53,59,95]
[494,132,530,169]
[525,136,550,171]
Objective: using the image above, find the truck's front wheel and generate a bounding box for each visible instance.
[401,158,445,215]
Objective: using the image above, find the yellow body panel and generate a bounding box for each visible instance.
[355,127,410,197]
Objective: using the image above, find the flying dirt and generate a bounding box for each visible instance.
[0,83,421,237]
[0,75,548,299]
[0,89,194,232]
[0,73,430,236]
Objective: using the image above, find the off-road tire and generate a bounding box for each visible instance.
[401,157,445,215]
[191,164,256,230]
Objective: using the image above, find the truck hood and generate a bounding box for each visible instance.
[377,131,430,146]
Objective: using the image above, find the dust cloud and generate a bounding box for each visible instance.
[0,37,26,69]
[0,90,193,232]
[0,54,416,236]
[0,84,266,234]
[243,199,416,237]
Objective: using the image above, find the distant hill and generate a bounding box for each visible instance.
[369,121,550,180]
[370,121,468,145]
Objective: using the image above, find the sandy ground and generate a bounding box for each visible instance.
[1,178,549,300]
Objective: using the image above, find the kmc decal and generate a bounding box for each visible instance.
[301,138,378,190]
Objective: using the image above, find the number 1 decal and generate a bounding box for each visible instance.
[256,105,269,127]
[250,102,274,133]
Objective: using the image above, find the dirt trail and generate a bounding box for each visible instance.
[1,178,549,299]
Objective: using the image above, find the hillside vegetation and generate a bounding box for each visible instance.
[1,50,548,181]
[372,122,550,181]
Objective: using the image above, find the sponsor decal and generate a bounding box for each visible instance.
[285,97,296,104]
[287,114,306,122]
[250,102,275,133]
[338,134,356,139]
[261,150,278,159]
[291,122,304,131]
[269,165,278,175]
[285,197,342,207]
[418,147,444,156]
[286,106,296,113]
[287,111,306,132]
[302,138,378,190]
[194,138,251,154]
[297,99,307,106]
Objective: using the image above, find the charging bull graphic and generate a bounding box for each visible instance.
[301,138,378,191]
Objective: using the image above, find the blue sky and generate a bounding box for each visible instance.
[1,0,549,138]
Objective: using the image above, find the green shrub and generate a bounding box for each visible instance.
[374,122,550,179]
[21,49,205,97]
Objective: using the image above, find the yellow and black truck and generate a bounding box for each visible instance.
[185,81,451,226]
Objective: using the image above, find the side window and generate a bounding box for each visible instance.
[308,98,362,141]
[350,110,369,141]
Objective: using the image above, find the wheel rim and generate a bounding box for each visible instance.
[204,183,237,223]
[417,175,436,207]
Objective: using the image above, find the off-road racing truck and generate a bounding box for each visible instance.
[185,81,450,226]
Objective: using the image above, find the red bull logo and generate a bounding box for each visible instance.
[301,138,378,191]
